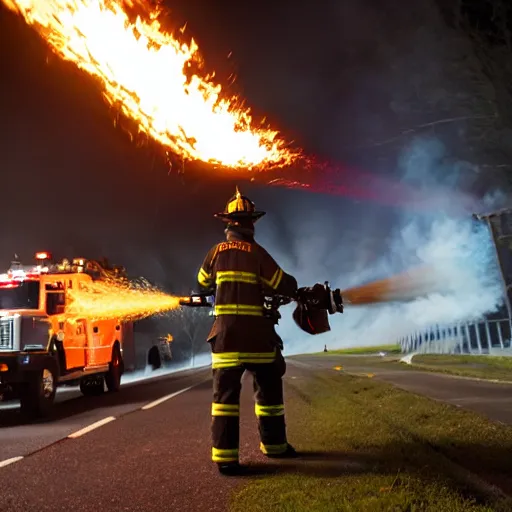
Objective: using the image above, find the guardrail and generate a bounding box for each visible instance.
[398,318,512,354]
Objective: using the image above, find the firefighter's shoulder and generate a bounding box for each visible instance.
[252,241,278,264]
[203,242,222,262]
[253,242,298,292]
[198,243,220,285]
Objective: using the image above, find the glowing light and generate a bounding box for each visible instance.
[64,278,183,322]
[2,0,299,169]
[35,251,51,260]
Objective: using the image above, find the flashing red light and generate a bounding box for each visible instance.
[0,281,20,289]
[24,272,41,279]
[35,252,51,260]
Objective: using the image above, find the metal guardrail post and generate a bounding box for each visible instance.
[463,324,470,354]
[484,321,492,351]
[497,321,505,349]
[399,316,512,355]
[475,323,483,354]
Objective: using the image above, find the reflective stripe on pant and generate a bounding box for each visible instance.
[252,359,287,455]
[212,447,239,463]
[211,405,239,462]
[211,356,288,463]
[212,366,243,463]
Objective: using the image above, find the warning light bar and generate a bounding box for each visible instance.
[35,251,51,261]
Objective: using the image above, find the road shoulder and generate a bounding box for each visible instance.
[231,364,512,512]
[292,355,512,425]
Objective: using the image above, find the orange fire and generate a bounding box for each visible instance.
[64,277,183,322]
[2,0,299,169]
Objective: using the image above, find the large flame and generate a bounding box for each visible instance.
[2,0,298,169]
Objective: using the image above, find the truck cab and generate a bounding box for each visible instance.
[0,253,127,418]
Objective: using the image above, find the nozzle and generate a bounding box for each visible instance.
[179,294,213,307]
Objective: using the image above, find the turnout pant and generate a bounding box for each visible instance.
[211,355,288,463]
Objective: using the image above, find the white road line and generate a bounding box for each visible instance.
[141,386,194,410]
[0,456,24,468]
[68,416,116,439]
[141,378,210,411]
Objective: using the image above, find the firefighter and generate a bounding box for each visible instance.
[197,187,299,475]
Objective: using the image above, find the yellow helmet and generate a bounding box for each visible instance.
[214,186,266,222]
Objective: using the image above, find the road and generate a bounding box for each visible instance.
[0,364,282,512]
[2,356,512,511]
[0,366,211,461]
[293,355,512,425]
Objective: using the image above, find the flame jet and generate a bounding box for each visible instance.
[1,0,481,214]
[1,0,299,169]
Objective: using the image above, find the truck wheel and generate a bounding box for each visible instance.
[79,375,104,396]
[105,344,123,392]
[19,360,58,419]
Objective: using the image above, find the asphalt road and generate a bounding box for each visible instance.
[0,366,284,512]
[293,355,512,425]
[2,356,512,511]
[0,366,211,461]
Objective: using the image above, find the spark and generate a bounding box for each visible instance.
[2,0,299,169]
[64,277,182,322]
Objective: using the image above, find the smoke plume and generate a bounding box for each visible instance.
[256,136,506,355]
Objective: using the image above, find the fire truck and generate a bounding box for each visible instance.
[0,252,168,418]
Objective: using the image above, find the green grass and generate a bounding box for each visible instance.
[230,369,512,512]
[410,354,512,382]
[313,343,402,355]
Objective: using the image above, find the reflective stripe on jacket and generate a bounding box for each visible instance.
[197,227,297,356]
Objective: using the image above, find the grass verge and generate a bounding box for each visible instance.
[313,343,402,356]
[230,369,512,512]
[409,354,512,382]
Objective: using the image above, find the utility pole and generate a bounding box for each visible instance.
[474,209,512,337]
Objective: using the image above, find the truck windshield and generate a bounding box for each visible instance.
[0,281,40,310]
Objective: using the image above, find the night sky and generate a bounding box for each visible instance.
[0,0,499,296]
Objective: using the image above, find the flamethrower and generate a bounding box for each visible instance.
[179,282,344,336]
[179,265,449,335]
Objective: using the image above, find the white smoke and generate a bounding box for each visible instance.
[256,137,507,355]
[120,351,212,384]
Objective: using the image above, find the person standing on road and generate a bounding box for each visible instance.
[196,187,299,475]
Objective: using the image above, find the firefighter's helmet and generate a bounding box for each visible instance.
[214,186,266,223]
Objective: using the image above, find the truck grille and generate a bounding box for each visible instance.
[0,317,14,350]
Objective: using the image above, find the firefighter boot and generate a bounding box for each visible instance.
[217,462,252,476]
[217,462,240,475]
[264,443,299,459]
